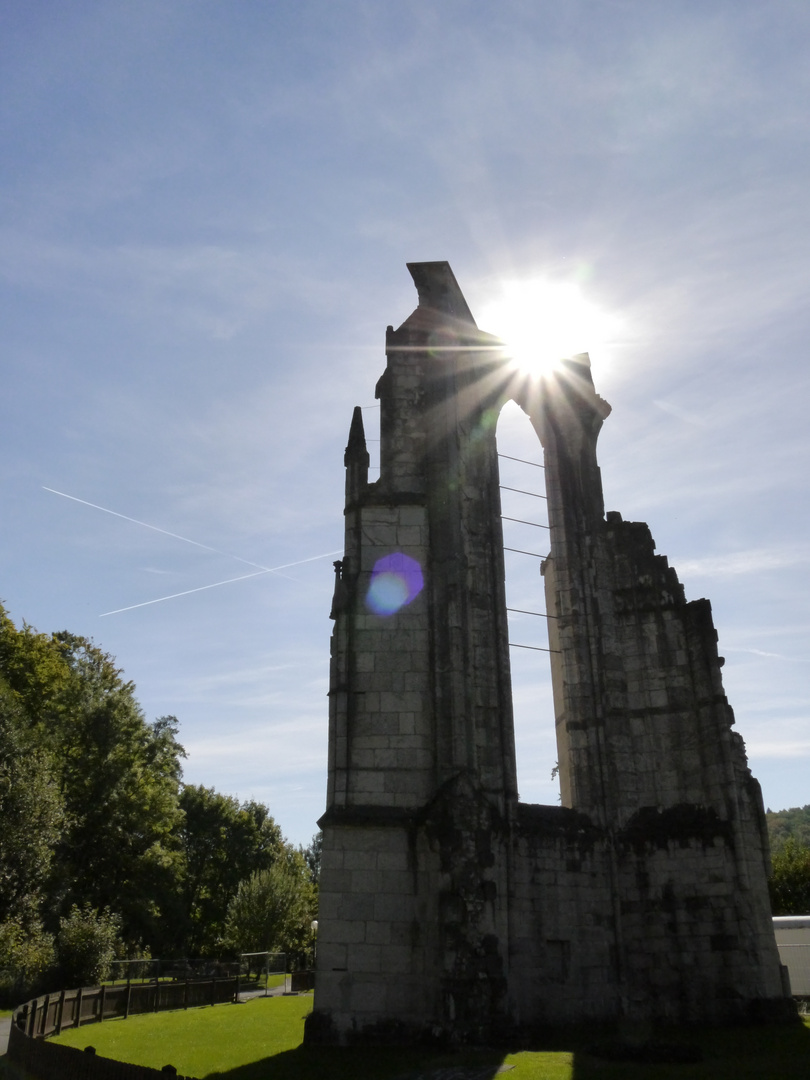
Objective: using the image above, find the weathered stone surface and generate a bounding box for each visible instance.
[307,262,791,1046]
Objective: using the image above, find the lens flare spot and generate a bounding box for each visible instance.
[366,553,424,616]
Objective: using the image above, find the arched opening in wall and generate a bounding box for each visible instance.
[496,400,559,805]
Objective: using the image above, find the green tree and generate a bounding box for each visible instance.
[766,805,810,854]
[302,831,322,885]
[57,904,123,987]
[223,849,317,958]
[770,839,810,915]
[46,635,185,948]
[0,680,64,923]
[0,606,186,951]
[178,785,285,955]
[0,607,72,727]
[0,603,299,964]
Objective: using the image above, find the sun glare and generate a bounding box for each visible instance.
[480,279,617,377]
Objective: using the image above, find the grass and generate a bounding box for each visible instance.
[50,994,311,1076]
[43,995,810,1080]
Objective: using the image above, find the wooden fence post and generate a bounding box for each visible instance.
[125,981,132,1019]
[27,999,37,1038]
[55,989,66,1035]
[99,983,107,1022]
[76,987,83,1028]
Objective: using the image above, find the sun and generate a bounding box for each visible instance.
[480,279,617,377]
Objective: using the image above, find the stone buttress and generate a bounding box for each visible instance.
[306,262,791,1045]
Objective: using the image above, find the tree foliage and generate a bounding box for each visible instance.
[57,904,123,988]
[178,785,285,955]
[0,680,64,923]
[766,804,810,854]
[0,602,315,987]
[769,838,810,916]
[302,831,322,886]
[223,849,317,958]
[0,914,54,1000]
[0,606,188,951]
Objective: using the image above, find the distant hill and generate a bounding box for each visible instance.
[765,805,810,853]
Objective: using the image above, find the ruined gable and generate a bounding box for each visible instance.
[307,262,791,1046]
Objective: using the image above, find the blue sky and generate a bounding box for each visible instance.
[2,0,809,846]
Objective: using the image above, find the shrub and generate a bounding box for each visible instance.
[0,911,55,1005]
[57,904,123,987]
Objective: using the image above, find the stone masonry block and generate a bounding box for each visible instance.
[396,505,426,527]
[348,979,389,1014]
[351,748,378,770]
[396,526,423,546]
[322,918,366,945]
[361,523,399,547]
[343,850,378,871]
[318,943,348,969]
[375,892,414,922]
[373,748,400,768]
[384,772,427,795]
[336,828,395,854]
[351,869,383,893]
[320,849,345,871]
[377,850,410,871]
[381,944,415,974]
[364,921,392,945]
[348,943,383,973]
[351,777,386,798]
[316,894,341,920]
[379,870,413,895]
[380,691,422,712]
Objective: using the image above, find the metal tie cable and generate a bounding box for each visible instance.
[507,607,558,620]
[498,453,545,469]
[504,546,545,558]
[509,642,561,654]
[500,485,547,500]
[502,515,550,530]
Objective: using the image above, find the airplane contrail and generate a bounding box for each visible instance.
[43,486,270,571]
[42,486,342,616]
[99,550,342,616]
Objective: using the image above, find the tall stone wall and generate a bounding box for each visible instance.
[307,262,791,1046]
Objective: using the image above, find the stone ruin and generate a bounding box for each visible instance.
[306,261,791,1045]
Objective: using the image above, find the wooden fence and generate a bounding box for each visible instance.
[8,976,238,1080]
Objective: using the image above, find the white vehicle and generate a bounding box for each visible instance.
[773,916,810,996]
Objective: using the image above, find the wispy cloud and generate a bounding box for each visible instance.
[746,737,810,759]
[724,647,810,663]
[674,545,810,578]
[652,399,706,426]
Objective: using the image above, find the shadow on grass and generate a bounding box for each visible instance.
[206,1044,508,1080]
[206,1018,810,1080]
[565,1016,810,1080]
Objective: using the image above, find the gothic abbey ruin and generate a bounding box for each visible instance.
[307,262,791,1044]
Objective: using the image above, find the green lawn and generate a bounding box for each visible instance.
[39,998,810,1080]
